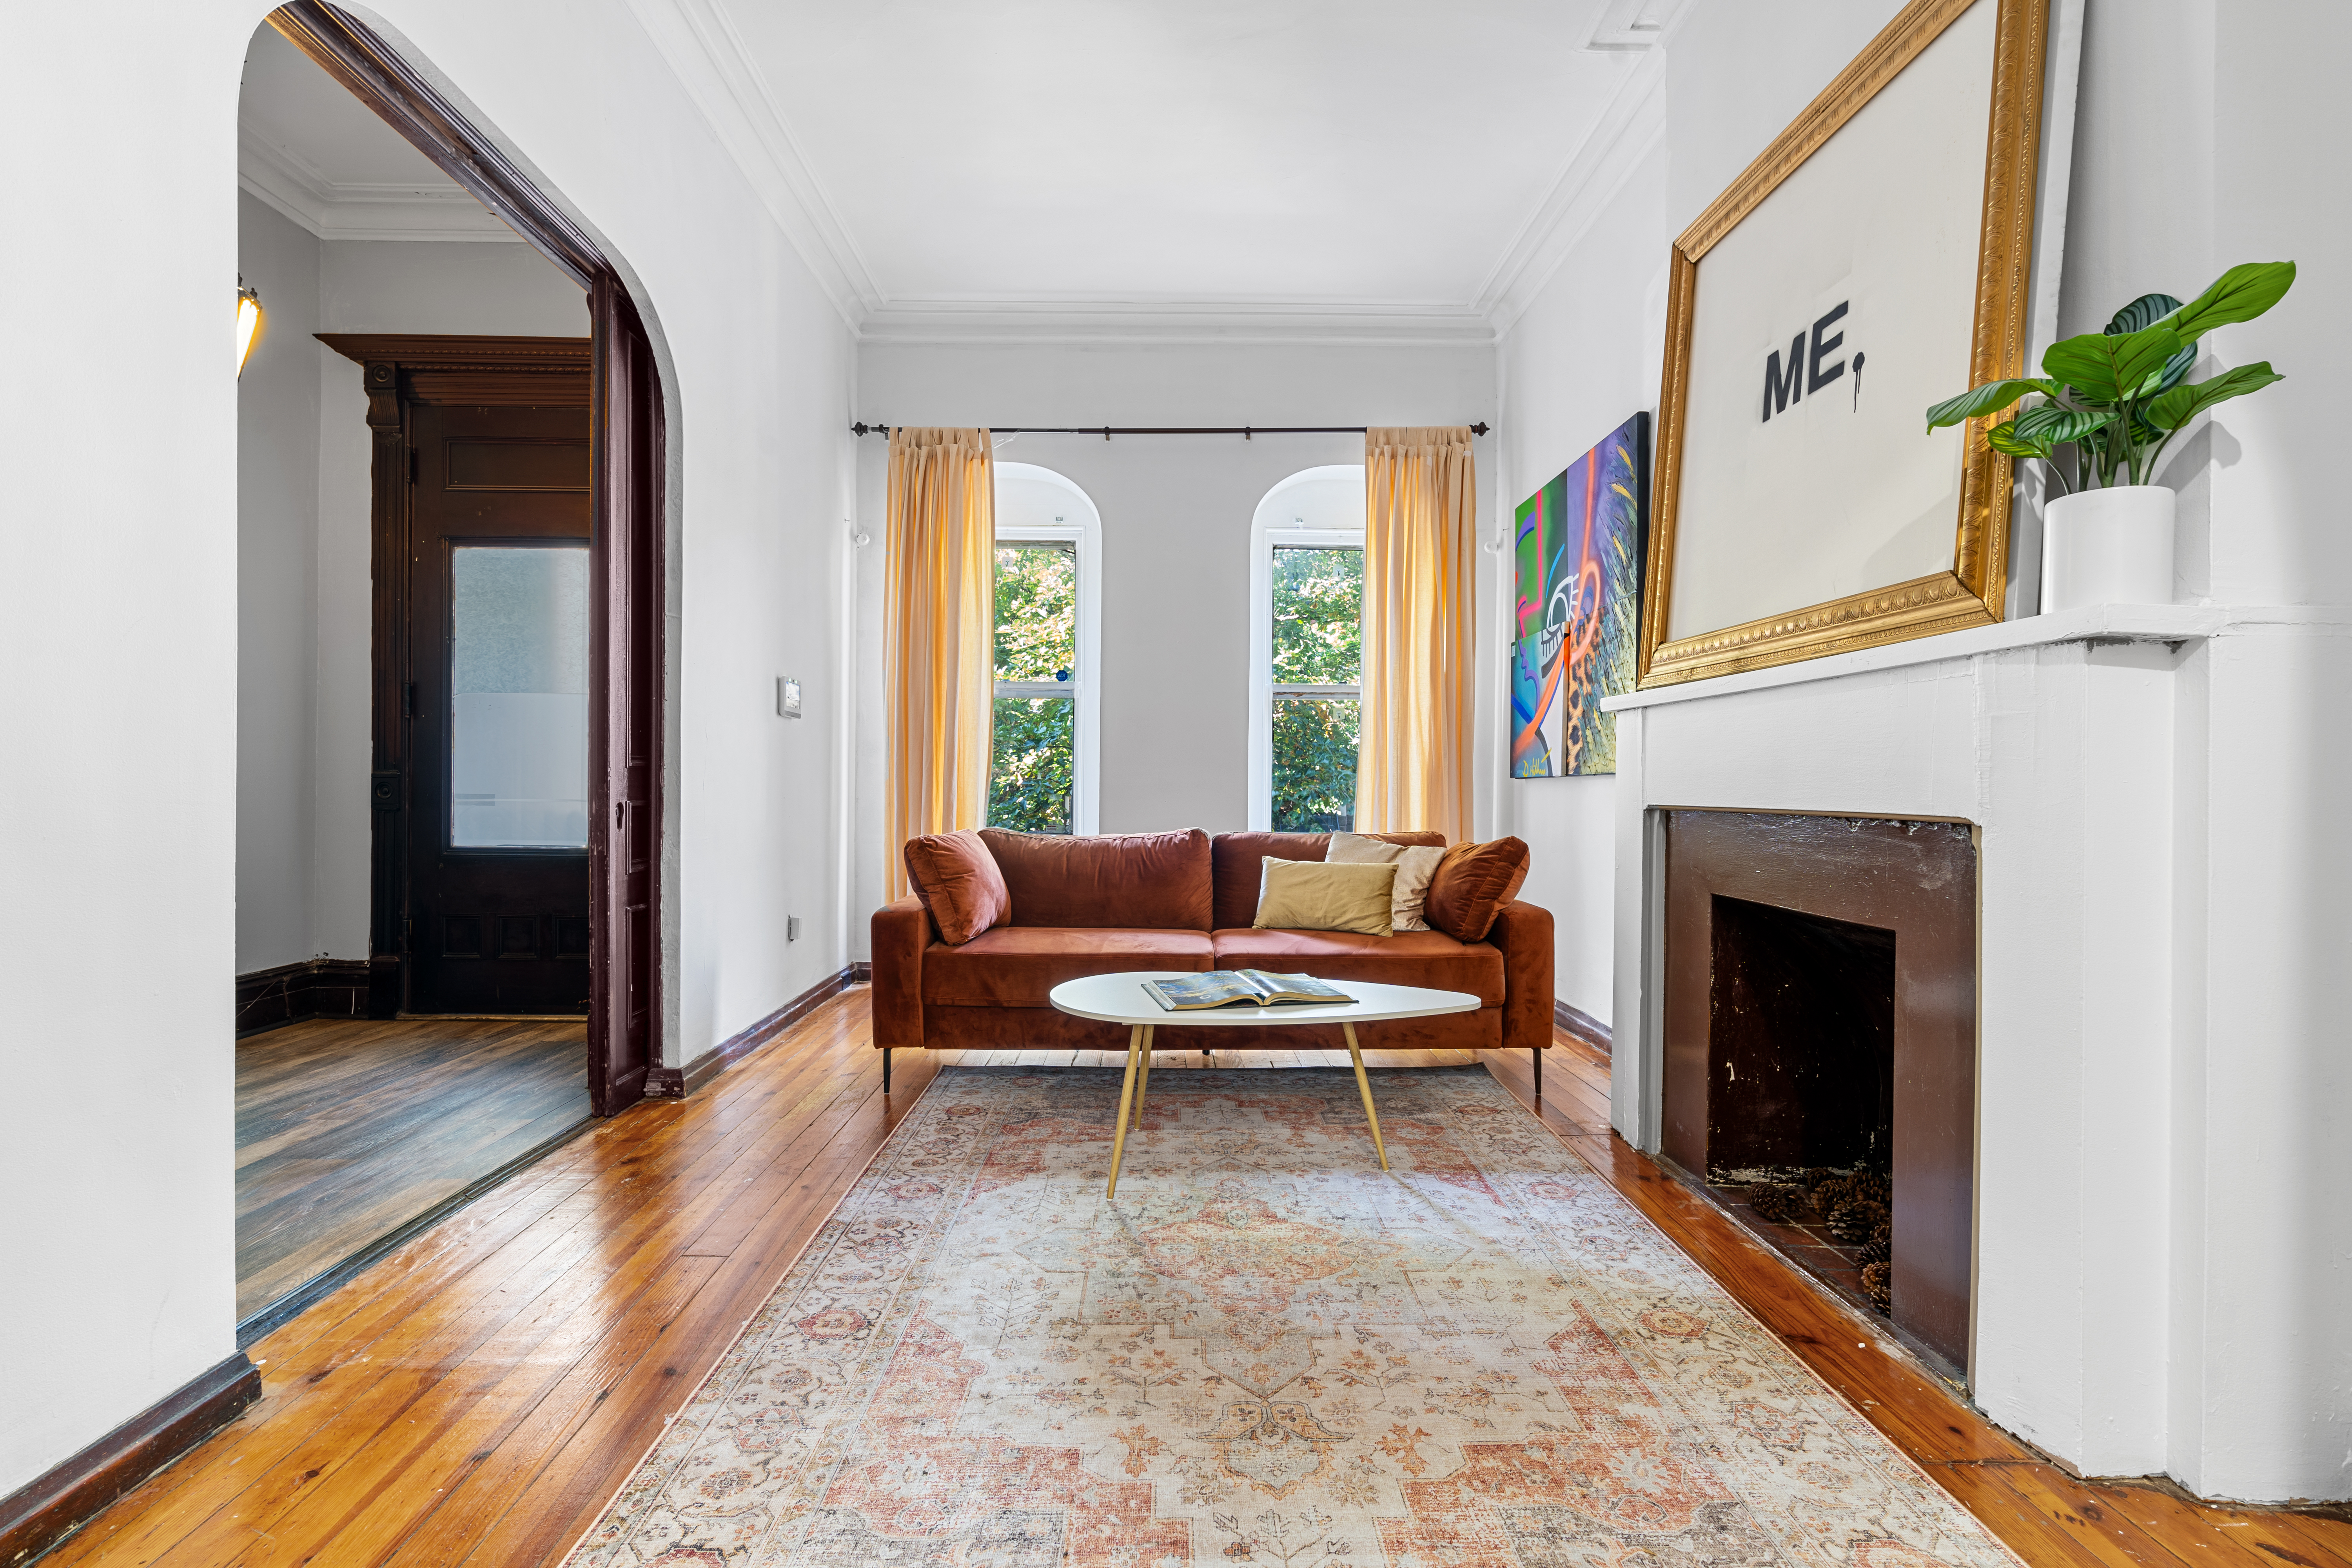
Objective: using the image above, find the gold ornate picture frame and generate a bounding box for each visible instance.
[1639,0,2049,688]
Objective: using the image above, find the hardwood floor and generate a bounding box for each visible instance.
[236,1018,590,1321]
[54,992,2348,1565]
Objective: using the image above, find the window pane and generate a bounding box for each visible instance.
[1271,697,1358,832]
[995,542,1077,684]
[989,696,1073,833]
[1271,546,1362,685]
[450,544,589,848]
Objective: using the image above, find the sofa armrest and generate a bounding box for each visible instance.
[871,896,932,1048]
[1486,898,1555,1054]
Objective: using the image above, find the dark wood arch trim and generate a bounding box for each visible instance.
[285,0,667,1120]
[269,3,602,288]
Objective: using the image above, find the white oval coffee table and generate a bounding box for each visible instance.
[1047,971,1481,1196]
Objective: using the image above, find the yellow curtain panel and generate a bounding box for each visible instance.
[884,427,996,901]
[1359,426,1477,845]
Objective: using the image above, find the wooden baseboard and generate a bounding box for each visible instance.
[1554,998,1612,1056]
[235,959,376,1037]
[0,1352,260,1565]
[643,965,863,1098]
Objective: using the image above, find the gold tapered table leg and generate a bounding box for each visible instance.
[1134,1024,1153,1125]
[1341,1021,1390,1171]
[1108,1024,1144,1198]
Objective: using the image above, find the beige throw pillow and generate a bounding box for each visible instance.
[1253,859,1398,937]
[1327,832,1443,932]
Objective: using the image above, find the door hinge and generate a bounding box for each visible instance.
[403,681,418,719]
[615,800,627,827]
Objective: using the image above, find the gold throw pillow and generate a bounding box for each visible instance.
[1253,859,1398,937]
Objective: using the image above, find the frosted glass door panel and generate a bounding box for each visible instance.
[450,544,589,848]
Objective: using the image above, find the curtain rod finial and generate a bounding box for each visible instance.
[1471,422,1490,437]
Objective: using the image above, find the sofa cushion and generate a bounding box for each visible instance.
[1425,837,1532,943]
[922,926,1215,1007]
[1210,927,1504,1006]
[981,828,1214,930]
[902,829,1010,944]
[1252,860,1398,936]
[1210,830,1446,932]
[1327,832,1444,931]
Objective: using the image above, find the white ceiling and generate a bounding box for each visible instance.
[238,25,517,243]
[239,2,1690,339]
[657,0,1683,340]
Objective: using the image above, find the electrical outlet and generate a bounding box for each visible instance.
[777,676,802,718]
[788,915,802,943]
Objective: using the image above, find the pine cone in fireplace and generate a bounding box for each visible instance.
[1860,1223,1892,1269]
[1847,1168,1892,1207]
[1829,1198,1890,1244]
[1809,1174,1858,1218]
[1745,1184,1807,1223]
[1861,1261,1892,1313]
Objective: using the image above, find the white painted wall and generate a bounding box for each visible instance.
[238,192,325,973]
[0,0,855,1498]
[1499,0,2352,1503]
[849,343,1496,947]
[1493,140,1670,1029]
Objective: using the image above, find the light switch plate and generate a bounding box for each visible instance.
[778,676,802,718]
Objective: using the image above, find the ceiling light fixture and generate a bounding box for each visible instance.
[236,281,263,377]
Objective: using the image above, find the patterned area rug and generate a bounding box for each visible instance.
[563,1067,2018,1568]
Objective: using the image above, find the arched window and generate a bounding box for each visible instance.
[1248,465,1366,832]
[989,463,1102,835]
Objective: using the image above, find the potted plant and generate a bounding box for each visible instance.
[1926,261,2294,610]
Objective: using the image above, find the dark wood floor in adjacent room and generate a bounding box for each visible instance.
[236,1017,590,1321]
[55,991,2351,1565]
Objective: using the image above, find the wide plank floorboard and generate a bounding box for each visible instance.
[235,1018,592,1320]
[60,999,2347,1566]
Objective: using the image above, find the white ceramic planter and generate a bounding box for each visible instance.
[2042,485,2176,610]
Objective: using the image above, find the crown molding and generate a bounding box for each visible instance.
[618,0,879,330]
[237,124,519,243]
[1477,49,1668,338]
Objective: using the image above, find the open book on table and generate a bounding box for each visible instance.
[1141,971,1355,1011]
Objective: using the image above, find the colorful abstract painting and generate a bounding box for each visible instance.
[1512,411,1650,777]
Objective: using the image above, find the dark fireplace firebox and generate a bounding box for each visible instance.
[1661,811,1977,1372]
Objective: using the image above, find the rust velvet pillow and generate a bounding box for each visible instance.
[902,829,1011,945]
[1423,836,1532,943]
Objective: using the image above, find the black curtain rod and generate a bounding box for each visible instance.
[850,421,1488,439]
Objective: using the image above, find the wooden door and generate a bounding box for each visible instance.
[404,401,594,1014]
[587,278,661,1112]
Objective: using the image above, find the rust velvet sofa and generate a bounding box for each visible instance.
[870,828,1553,1090]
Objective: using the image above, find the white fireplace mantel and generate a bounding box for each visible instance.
[1602,601,2352,715]
[1594,598,2352,1502]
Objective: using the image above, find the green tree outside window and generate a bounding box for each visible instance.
[1270,546,1363,832]
[988,542,1077,833]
